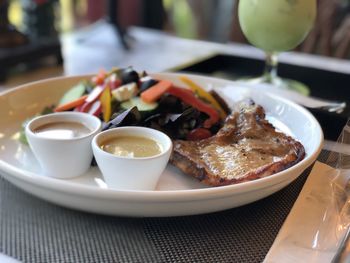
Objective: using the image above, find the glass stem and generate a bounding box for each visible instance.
[263,52,278,83]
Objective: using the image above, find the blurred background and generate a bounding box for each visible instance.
[1,0,350,88]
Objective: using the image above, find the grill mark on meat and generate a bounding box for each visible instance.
[170,101,306,186]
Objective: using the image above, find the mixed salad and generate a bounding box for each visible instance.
[20,67,231,144]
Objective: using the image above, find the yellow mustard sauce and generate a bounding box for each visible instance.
[100,136,162,158]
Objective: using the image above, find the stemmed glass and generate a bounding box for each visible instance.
[238,0,317,95]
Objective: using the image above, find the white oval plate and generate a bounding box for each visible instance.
[0,73,323,217]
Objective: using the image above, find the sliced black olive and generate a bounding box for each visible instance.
[140,70,148,78]
[121,67,139,84]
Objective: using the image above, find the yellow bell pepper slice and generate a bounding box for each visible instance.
[179,76,227,119]
[100,85,112,122]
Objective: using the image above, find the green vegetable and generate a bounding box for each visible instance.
[19,128,28,145]
[41,106,55,115]
[18,117,32,145]
[58,82,86,106]
[18,106,55,145]
[121,97,158,113]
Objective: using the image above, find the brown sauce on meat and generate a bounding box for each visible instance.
[171,101,305,186]
[198,136,290,180]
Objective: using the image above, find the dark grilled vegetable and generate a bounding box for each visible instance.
[102,106,141,131]
[143,107,201,139]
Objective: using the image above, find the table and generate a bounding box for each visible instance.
[0,25,349,262]
[62,26,350,76]
[0,155,326,263]
[63,24,350,141]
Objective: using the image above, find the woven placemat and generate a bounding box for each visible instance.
[0,151,329,263]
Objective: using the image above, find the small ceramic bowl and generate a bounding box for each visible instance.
[26,112,102,179]
[92,127,172,191]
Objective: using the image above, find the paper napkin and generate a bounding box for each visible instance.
[264,161,349,263]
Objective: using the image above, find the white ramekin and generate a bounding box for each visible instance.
[26,112,102,179]
[92,126,172,191]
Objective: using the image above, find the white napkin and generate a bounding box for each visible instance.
[226,81,342,109]
[264,162,350,263]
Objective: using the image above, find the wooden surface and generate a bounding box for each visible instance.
[0,65,63,92]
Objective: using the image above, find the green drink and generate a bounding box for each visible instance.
[239,0,316,52]
[238,0,317,95]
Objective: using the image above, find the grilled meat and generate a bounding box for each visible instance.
[170,100,305,186]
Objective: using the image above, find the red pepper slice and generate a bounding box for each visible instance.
[186,128,212,141]
[167,86,220,128]
[78,85,106,113]
[74,104,84,112]
[110,79,121,90]
[85,85,105,103]
[87,100,102,117]
[78,101,91,113]
[92,70,107,85]
[108,74,122,90]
